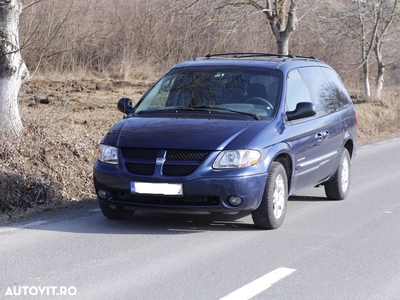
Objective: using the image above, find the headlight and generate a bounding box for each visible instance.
[213,150,260,169]
[97,144,119,165]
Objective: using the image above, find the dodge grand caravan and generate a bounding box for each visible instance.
[93,53,358,229]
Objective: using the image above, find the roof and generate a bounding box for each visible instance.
[173,52,328,72]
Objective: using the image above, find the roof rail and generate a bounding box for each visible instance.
[203,52,316,60]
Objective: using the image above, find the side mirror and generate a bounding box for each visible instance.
[286,102,316,121]
[117,97,135,114]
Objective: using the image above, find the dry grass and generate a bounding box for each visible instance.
[0,78,399,220]
[0,77,150,218]
[352,90,400,144]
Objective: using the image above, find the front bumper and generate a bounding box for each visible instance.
[93,164,267,212]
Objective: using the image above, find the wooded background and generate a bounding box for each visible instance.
[20,0,400,94]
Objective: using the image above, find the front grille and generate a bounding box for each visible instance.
[119,193,220,206]
[163,165,198,176]
[122,148,158,160]
[166,150,209,161]
[125,163,155,175]
[121,148,211,177]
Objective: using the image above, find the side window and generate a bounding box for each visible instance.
[286,69,312,112]
[321,68,351,111]
[299,67,351,116]
[298,67,328,116]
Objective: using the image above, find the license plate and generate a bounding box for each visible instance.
[130,182,183,196]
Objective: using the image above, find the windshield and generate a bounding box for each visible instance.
[135,66,282,119]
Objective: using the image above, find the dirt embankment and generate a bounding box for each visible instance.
[1,78,150,217]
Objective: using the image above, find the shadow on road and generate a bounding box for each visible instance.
[289,195,329,202]
[1,191,331,234]
[1,200,259,234]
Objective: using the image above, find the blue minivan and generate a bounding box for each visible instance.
[93,53,358,229]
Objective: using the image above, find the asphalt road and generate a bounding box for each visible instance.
[1,138,400,300]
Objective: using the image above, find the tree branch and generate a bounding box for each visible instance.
[22,0,41,11]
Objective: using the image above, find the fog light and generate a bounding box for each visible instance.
[228,196,243,207]
[98,189,108,199]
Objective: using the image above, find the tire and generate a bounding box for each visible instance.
[251,162,288,230]
[99,200,135,220]
[324,148,351,200]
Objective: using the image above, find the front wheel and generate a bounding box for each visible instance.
[251,162,288,230]
[324,148,351,200]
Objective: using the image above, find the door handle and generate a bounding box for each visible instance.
[316,131,329,141]
[315,132,323,141]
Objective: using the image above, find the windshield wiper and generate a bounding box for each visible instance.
[137,105,260,120]
[192,105,261,120]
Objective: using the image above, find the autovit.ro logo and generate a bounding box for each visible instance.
[4,286,77,297]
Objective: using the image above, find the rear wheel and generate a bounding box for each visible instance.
[324,148,351,200]
[99,201,135,219]
[251,162,288,229]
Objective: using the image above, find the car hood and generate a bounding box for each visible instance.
[102,117,269,150]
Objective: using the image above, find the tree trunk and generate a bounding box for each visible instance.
[271,0,297,55]
[373,42,385,100]
[0,0,29,135]
[373,0,398,101]
[277,36,290,55]
[375,62,384,100]
[248,0,298,55]
[362,61,371,98]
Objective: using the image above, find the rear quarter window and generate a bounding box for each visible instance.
[321,67,352,110]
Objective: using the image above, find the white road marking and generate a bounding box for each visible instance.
[220,267,296,300]
[0,220,48,234]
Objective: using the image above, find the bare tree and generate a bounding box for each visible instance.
[245,0,300,54]
[0,0,29,135]
[373,0,399,99]
[212,0,302,54]
[323,0,399,99]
